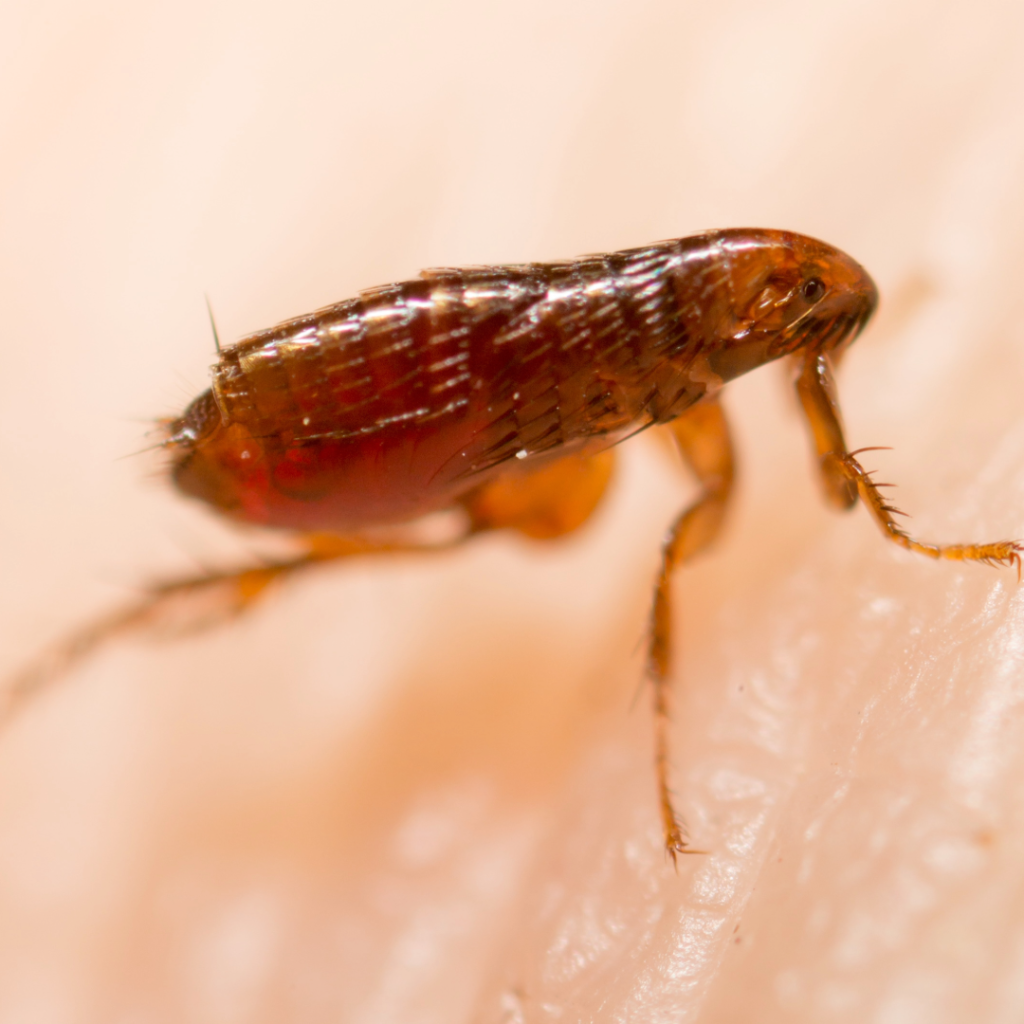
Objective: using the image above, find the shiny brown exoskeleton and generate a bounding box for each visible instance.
[11,228,1021,861]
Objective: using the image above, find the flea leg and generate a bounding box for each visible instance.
[458,448,615,540]
[796,352,1021,574]
[4,533,461,725]
[8,453,617,723]
[650,397,735,862]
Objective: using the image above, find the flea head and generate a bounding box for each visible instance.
[700,228,878,381]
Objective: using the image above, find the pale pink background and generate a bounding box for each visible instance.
[3,1,1024,1021]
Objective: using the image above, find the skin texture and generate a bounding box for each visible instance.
[2,1,1024,1021]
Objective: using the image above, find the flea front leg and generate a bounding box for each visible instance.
[796,352,1021,573]
[650,396,735,862]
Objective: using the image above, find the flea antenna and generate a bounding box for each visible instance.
[204,294,222,355]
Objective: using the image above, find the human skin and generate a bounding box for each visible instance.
[2,1,1024,1021]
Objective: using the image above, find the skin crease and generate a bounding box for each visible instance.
[2,1,1024,1021]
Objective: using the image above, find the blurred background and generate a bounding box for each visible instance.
[3,0,1024,1021]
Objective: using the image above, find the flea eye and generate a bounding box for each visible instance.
[802,278,825,302]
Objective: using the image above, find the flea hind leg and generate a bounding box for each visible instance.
[9,453,619,723]
[458,448,616,540]
[796,353,1021,573]
[650,396,735,861]
[5,532,462,724]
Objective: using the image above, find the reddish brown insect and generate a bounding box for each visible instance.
[10,228,1021,861]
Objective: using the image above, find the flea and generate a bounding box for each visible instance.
[11,229,1021,861]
